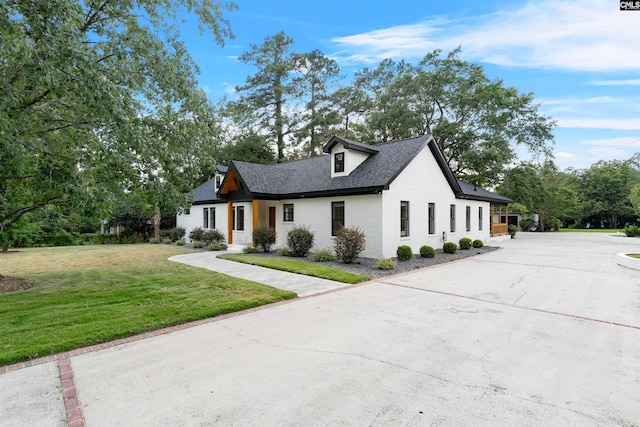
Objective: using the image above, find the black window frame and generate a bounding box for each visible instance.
[283,204,294,222]
[400,201,409,237]
[203,207,209,229]
[331,201,344,236]
[236,206,245,231]
[334,152,345,173]
[450,204,456,233]
[428,203,435,235]
[466,206,471,232]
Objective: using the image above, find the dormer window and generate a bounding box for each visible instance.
[334,152,344,173]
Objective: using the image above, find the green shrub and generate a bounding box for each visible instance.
[148,237,159,244]
[310,249,335,262]
[519,217,536,231]
[287,226,314,257]
[374,258,396,270]
[189,227,204,242]
[253,226,276,252]
[276,247,290,256]
[623,225,640,237]
[202,229,225,245]
[169,227,186,242]
[242,246,258,253]
[192,240,204,249]
[472,239,484,248]
[396,245,413,261]
[208,241,227,251]
[459,237,472,250]
[443,242,457,254]
[334,226,366,264]
[176,239,185,246]
[545,217,562,232]
[419,245,436,258]
[162,238,172,244]
[508,224,518,239]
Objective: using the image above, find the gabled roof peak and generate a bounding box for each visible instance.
[322,136,379,155]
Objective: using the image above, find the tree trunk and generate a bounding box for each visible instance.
[154,205,161,241]
[2,243,8,253]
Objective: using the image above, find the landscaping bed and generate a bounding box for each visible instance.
[241,246,499,279]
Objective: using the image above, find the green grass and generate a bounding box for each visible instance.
[0,245,296,366]
[559,228,623,233]
[218,253,370,284]
[629,254,640,259]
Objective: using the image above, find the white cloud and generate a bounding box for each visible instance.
[557,118,640,131]
[583,137,640,148]
[588,79,640,86]
[587,147,628,157]
[331,0,640,72]
[201,86,211,93]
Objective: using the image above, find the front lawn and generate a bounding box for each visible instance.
[559,228,623,233]
[217,253,370,284]
[0,245,295,366]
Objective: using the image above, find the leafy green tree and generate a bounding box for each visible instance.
[577,159,636,228]
[0,0,235,251]
[235,31,296,161]
[291,49,342,154]
[218,134,276,165]
[348,49,555,185]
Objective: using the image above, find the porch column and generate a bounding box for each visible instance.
[227,202,233,244]
[252,200,259,247]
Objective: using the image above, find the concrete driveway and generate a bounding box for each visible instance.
[2,232,639,426]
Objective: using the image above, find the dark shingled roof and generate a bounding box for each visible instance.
[457,179,513,204]
[201,135,512,204]
[192,165,228,204]
[230,135,430,198]
[322,135,380,155]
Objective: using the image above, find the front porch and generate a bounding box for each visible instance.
[491,204,509,237]
[226,200,278,245]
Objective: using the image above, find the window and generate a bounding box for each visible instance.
[215,175,221,189]
[450,204,456,233]
[283,204,294,222]
[479,207,483,231]
[334,152,344,173]
[183,207,190,215]
[400,201,409,237]
[466,206,471,232]
[232,207,235,230]
[331,201,344,236]
[209,207,215,229]
[428,203,435,235]
[236,206,245,231]
[203,208,209,229]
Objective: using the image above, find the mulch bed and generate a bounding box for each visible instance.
[255,246,499,279]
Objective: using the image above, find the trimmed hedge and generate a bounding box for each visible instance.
[253,226,276,252]
[443,242,457,254]
[459,237,472,250]
[396,245,413,261]
[472,239,484,248]
[419,245,436,258]
[287,226,314,257]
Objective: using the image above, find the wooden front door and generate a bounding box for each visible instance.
[268,206,276,232]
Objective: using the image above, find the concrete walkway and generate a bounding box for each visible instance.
[1,232,639,426]
[168,251,352,297]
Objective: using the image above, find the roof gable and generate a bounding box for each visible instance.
[322,135,380,155]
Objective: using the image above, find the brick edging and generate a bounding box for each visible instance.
[58,358,85,427]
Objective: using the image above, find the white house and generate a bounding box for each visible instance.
[177,135,512,258]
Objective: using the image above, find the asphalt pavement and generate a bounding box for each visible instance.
[1,232,639,426]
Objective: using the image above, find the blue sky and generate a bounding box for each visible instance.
[178,0,640,170]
